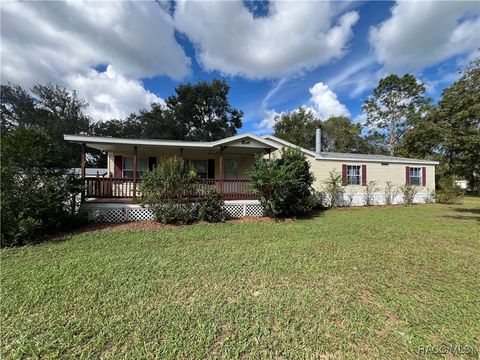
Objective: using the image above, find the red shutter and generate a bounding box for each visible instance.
[342,164,347,186]
[405,166,410,184]
[114,155,123,178]
[422,167,426,186]
[362,164,367,186]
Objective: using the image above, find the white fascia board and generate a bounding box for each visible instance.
[313,156,439,165]
[262,135,317,157]
[63,134,211,148]
[64,133,281,150]
[211,133,281,149]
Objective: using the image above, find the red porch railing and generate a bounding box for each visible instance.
[83,178,256,200]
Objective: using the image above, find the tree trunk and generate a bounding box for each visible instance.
[389,120,395,155]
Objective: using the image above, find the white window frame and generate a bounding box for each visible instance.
[123,157,148,178]
[224,159,239,179]
[409,167,422,186]
[347,165,361,185]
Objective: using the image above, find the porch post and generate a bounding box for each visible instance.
[179,147,183,160]
[133,145,137,201]
[219,146,225,195]
[265,148,272,163]
[80,142,86,203]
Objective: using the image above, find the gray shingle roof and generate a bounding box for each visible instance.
[263,135,439,165]
[318,152,438,164]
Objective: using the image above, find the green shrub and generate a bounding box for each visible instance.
[436,177,464,204]
[364,181,379,206]
[140,156,199,224]
[1,127,83,247]
[152,203,199,225]
[198,188,226,222]
[384,181,398,205]
[251,148,315,217]
[400,183,420,205]
[322,170,344,208]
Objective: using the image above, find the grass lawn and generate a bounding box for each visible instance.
[1,198,479,359]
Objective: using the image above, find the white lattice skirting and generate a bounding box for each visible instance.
[82,200,264,223]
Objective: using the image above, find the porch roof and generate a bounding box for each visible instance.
[64,133,280,154]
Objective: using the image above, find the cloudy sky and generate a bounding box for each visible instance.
[1,0,479,134]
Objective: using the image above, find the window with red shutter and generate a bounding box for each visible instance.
[361,164,367,186]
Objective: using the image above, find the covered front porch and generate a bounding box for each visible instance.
[65,133,278,203]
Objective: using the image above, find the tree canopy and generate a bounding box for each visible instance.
[273,107,320,150]
[1,79,243,167]
[1,83,90,166]
[400,56,480,191]
[273,108,386,154]
[165,79,243,141]
[362,74,430,155]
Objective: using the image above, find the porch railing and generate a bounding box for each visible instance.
[83,178,257,200]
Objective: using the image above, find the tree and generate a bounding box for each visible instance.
[435,57,479,191]
[362,74,430,155]
[273,109,386,154]
[0,83,36,132]
[1,127,81,246]
[165,79,243,141]
[250,147,316,217]
[0,83,91,166]
[273,107,321,150]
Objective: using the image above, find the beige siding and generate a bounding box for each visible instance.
[269,147,435,191]
[308,158,435,191]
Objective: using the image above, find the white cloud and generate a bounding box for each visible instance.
[256,82,349,130]
[370,1,480,73]
[308,82,350,119]
[174,1,359,78]
[0,0,189,120]
[255,109,284,130]
[66,66,163,121]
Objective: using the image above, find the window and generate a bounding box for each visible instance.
[123,157,148,178]
[347,165,361,185]
[224,159,239,179]
[189,160,208,179]
[409,167,421,186]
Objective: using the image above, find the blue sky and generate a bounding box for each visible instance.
[1,1,479,135]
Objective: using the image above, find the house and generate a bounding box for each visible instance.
[265,129,438,206]
[64,131,438,221]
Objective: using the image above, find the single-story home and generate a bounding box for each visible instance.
[64,130,438,221]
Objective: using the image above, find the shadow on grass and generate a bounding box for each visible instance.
[443,207,480,222]
[453,208,480,215]
[296,207,328,220]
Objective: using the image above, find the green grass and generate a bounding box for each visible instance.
[2,198,479,359]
